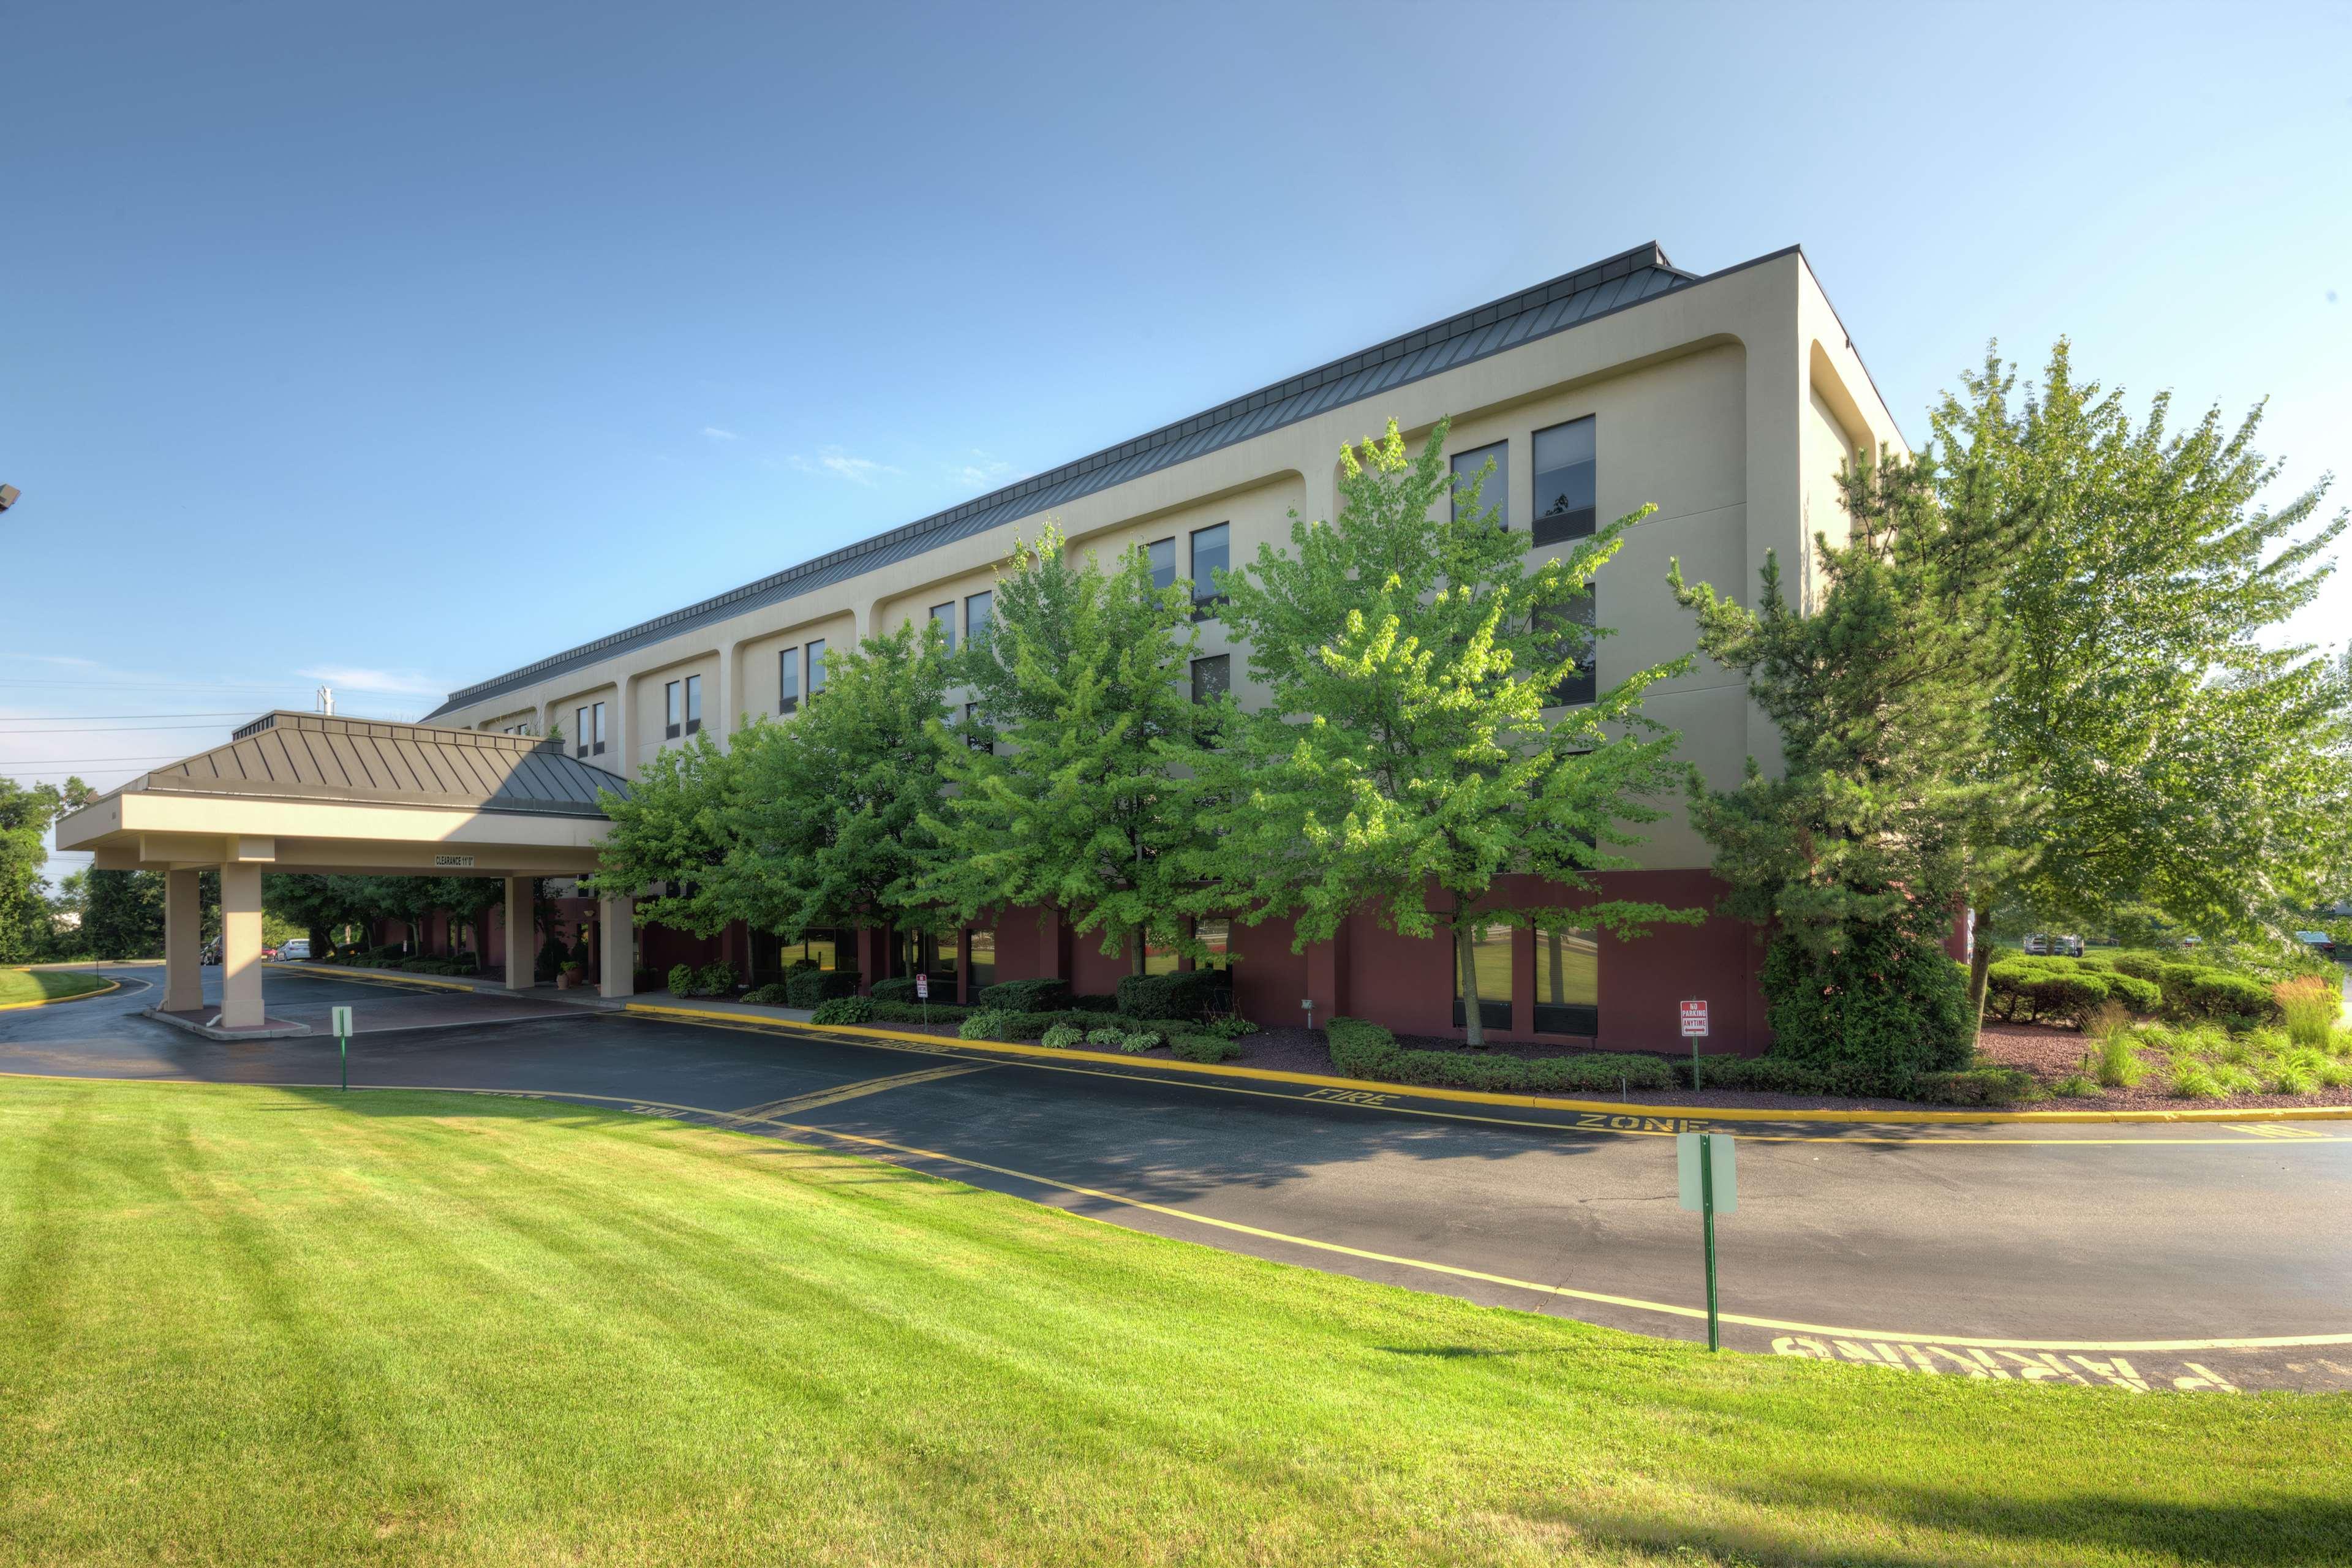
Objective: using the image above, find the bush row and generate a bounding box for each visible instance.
[1986,958,2161,1027]
[665,961,737,998]
[1325,1017,1678,1095]
[1325,1017,2038,1106]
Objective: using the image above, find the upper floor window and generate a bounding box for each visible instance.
[807,639,827,699]
[1147,537,1176,592]
[930,602,956,652]
[664,681,681,740]
[964,591,992,645]
[1541,589,1598,707]
[1189,522,1229,610]
[683,674,703,735]
[1451,440,1507,528]
[575,702,607,759]
[1190,653,1230,704]
[778,647,800,714]
[1532,417,1596,546]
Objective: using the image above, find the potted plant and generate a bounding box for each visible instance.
[558,960,586,990]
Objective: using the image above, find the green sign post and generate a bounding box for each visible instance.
[1675,1131,1736,1351]
[331,1005,353,1091]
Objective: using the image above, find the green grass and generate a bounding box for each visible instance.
[0,967,110,1006]
[2,1080,2345,1566]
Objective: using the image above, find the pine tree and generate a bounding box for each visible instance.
[923,526,1207,973]
[1188,419,1695,1045]
[1668,440,2030,1077]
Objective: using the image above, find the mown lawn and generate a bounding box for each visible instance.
[0,968,110,1007]
[1,1079,2344,1566]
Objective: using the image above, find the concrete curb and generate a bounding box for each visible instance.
[621,1000,2352,1127]
[0,976,122,1011]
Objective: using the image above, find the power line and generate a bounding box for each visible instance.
[0,710,254,722]
[0,724,238,736]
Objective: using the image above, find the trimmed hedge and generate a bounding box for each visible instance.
[1322,1017,1676,1095]
[976,978,1071,1011]
[810,995,873,1026]
[1114,970,1222,1020]
[785,968,862,1008]
[1170,1033,1242,1063]
[869,976,920,1003]
[1986,958,2161,1028]
[866,999,973,1025]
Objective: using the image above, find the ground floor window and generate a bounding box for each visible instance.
[1534,927,1599,1036]
[967,929,995,995]
[1453,921,1513,1030]
[1141,935,1179,975]
[1194,917,1232,970]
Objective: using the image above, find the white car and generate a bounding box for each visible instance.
[276,938,312,962]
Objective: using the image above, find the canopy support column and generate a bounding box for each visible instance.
[217,862,264,1029]
[162,867,204,1012]
[598,895,635,999]
[504,876,537,990]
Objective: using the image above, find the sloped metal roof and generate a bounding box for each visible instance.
[425,241,1703,720]
[132,712,630,816]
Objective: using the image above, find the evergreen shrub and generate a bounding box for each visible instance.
[810,995,873,1026]
[785,968,862,1008]
[1759,928,1972,1080]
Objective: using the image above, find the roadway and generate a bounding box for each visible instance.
[6,962,2350,1394]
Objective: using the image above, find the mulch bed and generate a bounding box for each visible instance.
[1972,1019,2352,1112]
[828,1009,2352,1114]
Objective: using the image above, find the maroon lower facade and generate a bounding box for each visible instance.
[372,870,1771,1055]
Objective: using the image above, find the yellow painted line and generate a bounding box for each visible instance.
[622,1003,2352,1141]
[0,978,122,1011]
[6,1067,2351,1354]
[729,1063,991,1121]
[274,965,480,993]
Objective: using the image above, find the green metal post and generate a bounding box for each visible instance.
[1700,1132,1720,1351]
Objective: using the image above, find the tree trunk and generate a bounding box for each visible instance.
[1965,902,1994,1038]
[1131,933,1147,977]
[1455,916,1486,1048]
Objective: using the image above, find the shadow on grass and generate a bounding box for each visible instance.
[1564,1480,2352,1568]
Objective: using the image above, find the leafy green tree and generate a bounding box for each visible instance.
[1668,440,2029,1078]
[1948,342,2352,962]
[711,621,956,960]
[924,526,1207,973]
[585,733,741,937]
[83,869,166,959]
[1,775,88,963]
[1189,418,1696,1045]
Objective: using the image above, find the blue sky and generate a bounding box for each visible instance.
[7,1,2348,881]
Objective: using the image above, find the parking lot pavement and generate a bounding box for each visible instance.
[7,963,2352,1393]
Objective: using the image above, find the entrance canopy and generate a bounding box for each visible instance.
[55,712,637,1031]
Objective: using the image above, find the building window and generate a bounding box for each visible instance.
[1451,440,1508,528]
[1194,916,1232,971]
[807,639,827,699]
[663,681,681,741]
[964,700,992,754]
[591,701,606,756]
[1452,921,1513,1030]
[967,929,995,993]
[575,707,589,758]
[1140,935,1179,976]
[1534,927,1599,1036]
[683,674,703,735]
[778,647,799,714]
[930,601,956,652]
[1532,417,1596,546]
[779,931,840,972]
[1543,589,1598,707]
[1189,522,1229,611]
[965,591,992,645]
[1147,537,1175,592]
[1190,654,1230,704]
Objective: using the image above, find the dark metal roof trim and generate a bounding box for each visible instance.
[426,241,1706,719]
[141,711,631,816]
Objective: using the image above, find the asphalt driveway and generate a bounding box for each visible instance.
[8,962,2351,1393]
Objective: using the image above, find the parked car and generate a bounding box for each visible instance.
[201,938,221,966]
[2022,933,2084,958]
[2297,930,2339,960]
[276,938,312,962]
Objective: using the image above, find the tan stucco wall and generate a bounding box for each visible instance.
[438,249,1910,875]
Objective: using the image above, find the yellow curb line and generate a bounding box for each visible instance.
[619,1001,2352,1127]
[8,1068,2347,1356]
[0,978,122,1011]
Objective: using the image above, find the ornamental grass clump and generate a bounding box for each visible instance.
[2277,977,2341,1050]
